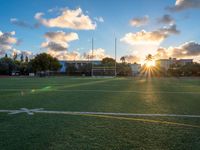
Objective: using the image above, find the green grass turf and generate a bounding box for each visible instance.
[0,77,200,149]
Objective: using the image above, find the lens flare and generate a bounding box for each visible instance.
[146,61,155,68]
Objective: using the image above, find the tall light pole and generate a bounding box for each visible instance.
[91,37,94,77]
[115,38,117,77]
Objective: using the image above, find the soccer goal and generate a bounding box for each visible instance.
[91,66,116,77]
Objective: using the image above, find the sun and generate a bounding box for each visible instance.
[146,61,155,67]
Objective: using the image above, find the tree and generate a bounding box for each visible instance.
[180,63,200,76]
[117,63,132,76]
[0,57,15,75]
[25,56,29,63]
[20,54,24,62]
[167,62,200,77]
[120,56,126,63]
[29,53,61,73]
[50,57,62,71]
[145,54,153,62]
[5,53,8,58]
[101,57,116,66]
[13,53,18,60]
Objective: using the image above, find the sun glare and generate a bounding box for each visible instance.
[146,61,155,67]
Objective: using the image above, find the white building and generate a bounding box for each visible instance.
[130,63,141,76]
[156,58,193,70]
[156,58,175,70]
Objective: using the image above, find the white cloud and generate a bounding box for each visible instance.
[157,14,175,25]
[41,42,68,52]
[130,16,149,27]
[12,49,33,57]
[154,47,170,59]
[160,24,180,35]
[48,50,80,60]
[48,47,108,61]
[121,30,166,45]
[94,16,104,23]
[0,31,17,51]
[121,55,141,63]
[168,0,200,11]
[35,8,96,30]
[47,48,110,60]
[155,41,200,60]
[44,31,78,43]
[41,31,79,51]
[0,31,33,59]
[83,48,109,60]
[41,31,80,60]
[0,48,33,59]
[171,41,200,57]
[121,24,180,46]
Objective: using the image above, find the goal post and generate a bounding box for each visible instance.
[91,66,116,77]
[90,37,117,77]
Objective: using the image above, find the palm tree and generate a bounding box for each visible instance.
[120,56,126,63]
[145,54,153,62]
[144,54,156,79]
[13,52,18,61]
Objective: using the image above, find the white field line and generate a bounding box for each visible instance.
[0,109,200,118]
[0,89,200,94]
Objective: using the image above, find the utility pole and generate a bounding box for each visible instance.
[115,38,117,77]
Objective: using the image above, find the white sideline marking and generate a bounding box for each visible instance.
[0,89,200,94]
[0,108,200,118]
[0,108,44,115]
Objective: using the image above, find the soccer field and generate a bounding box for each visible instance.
[0,77,200,149]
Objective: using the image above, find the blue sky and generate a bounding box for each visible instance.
[0,0,200,63]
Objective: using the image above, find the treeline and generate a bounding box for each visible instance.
[0,53,61,75]
[1,52,199,77]
[167,63,200,77]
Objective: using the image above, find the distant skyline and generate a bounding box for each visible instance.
[0,0,200,64]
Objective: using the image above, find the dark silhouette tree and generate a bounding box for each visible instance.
[29,53,61,73]
[145,54,153,62]
[13,53,18,60]
[101,57,115,66]
[20,54,24,62]
[120,56,126,63]
[0,57,15,75]
[117,63,132,76]
[25,56,29,63]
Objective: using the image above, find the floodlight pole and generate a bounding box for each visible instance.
[115,38,117,77]
[91,37,94,77]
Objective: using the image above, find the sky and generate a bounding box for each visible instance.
[0,0,200,63]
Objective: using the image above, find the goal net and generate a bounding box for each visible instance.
[92,66,116,77]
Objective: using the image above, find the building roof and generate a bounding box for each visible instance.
[156,59,170,61]
[59,60,101,63]
[178,59,193,61]
[156,58,193,62]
